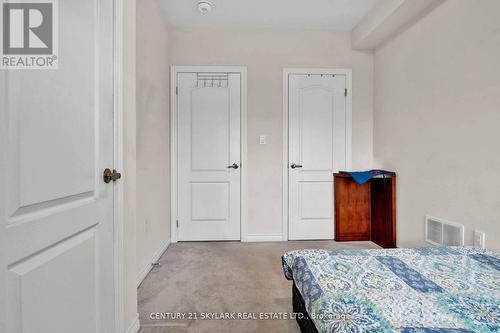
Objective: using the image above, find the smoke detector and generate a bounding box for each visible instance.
[197,1,213,14]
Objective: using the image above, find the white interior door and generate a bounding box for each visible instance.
[177,71,241,241]
[288,73,348,240]
[0,0,116,332]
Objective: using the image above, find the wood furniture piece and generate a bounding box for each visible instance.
[334,173,397,248]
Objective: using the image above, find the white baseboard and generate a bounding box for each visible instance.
[137,239,170,287]
[126,313,140,333]
[244,233,284,242]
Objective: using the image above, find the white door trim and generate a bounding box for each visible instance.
[282,68,352,241]
[0,45,6,333]
[113,0,126,331]
[170,65,248,243]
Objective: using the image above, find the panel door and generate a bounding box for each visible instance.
[177,72,241,241]
[288,74,347,240]
[0,0,116,332]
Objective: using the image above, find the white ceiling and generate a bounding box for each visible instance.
[160,0,380,31]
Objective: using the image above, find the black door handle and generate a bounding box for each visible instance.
[227,163,239,169]
[290,163,303,169]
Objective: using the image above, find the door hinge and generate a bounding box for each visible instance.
[176,220,179,228]
[344,88,348,97]
[175,86,178,95]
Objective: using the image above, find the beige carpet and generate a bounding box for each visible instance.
[138,240,379,333]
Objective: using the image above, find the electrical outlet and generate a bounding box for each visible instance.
[259,135,266,145]
[473,230,485,249]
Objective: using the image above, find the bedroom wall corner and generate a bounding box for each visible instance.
[373,0,500,251]
[136,0,171,285]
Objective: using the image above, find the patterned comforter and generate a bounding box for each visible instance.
[282,247,500,333]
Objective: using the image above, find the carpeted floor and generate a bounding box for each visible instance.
[138,240,379,333]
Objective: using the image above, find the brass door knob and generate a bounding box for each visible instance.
[103,168,122,183]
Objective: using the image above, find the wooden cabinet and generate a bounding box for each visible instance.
[334,176,371,241]
[334,173,397,248]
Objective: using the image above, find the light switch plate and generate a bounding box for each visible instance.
[259,135,266,145]
[473,230,485,249]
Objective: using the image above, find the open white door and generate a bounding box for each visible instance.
[288,73,348,240]
[0,0,116,332]
[176,70,242,241]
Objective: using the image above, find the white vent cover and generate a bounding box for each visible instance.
[425,215,464,246]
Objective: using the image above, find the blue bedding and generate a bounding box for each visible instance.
[282,247,500,332]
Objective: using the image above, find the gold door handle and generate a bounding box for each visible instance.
[103,168,122,183]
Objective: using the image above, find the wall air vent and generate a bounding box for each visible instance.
[425,215,464,246]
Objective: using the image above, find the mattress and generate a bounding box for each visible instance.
[282,247,500,333]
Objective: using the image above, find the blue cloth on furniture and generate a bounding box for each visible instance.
[339,169,395,185]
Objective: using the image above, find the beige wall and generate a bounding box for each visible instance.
[374,0,500,251]
[136,0,171,281]
[170,28,374,237]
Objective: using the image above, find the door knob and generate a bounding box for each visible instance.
[290,163,303,169]
[227,163,239,169]
[103,168,122,183]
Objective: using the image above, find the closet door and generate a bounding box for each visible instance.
[177,72,241,241]
[288,73,347,240]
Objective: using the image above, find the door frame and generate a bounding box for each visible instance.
[113,0,127,331]
[170,65,248,243]
[282,68,352,241]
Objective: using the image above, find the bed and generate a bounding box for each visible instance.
[282,247,500,333]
